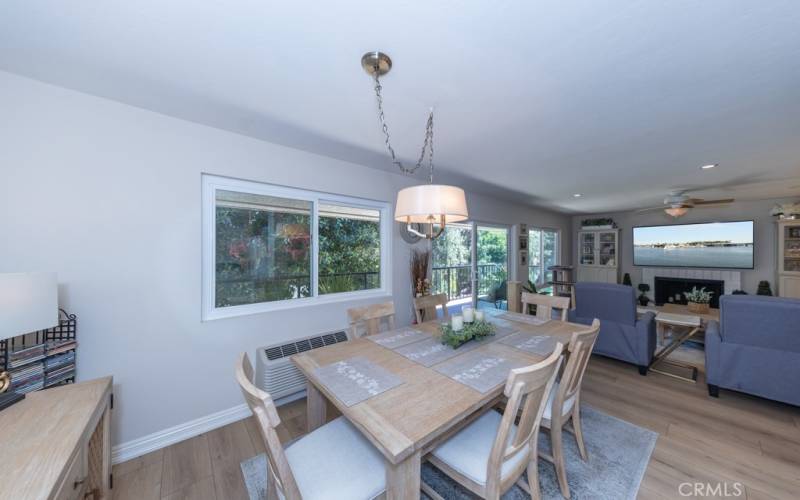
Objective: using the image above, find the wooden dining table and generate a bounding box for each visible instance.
[291,310,590,500]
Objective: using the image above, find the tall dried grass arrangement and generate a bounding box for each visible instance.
[410,249,431,296]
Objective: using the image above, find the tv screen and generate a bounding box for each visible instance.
[633,221,754,269]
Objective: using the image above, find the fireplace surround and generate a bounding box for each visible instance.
[654,276,723,308]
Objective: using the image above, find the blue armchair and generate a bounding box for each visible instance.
[705,295,800,405]
[569,282,656,374]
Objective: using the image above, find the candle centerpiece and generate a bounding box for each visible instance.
[440,315,496,349]
[462,306,475,323]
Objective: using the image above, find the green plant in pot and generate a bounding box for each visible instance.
[637,283,651,306]
[684,286,713,314]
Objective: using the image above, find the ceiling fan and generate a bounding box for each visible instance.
[636,191,734,218]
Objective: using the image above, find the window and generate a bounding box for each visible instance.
[203,175,390,320]
[528,228,559,286]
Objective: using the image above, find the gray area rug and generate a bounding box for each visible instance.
[241,406,657,500]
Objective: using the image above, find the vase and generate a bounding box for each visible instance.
[687,301,709,314]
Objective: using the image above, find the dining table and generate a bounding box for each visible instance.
[291,309,591,500]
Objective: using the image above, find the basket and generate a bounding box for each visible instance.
[687,301,710,314]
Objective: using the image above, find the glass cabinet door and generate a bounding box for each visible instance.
[598,231,617,267]
[580,232,595,265]
[785,225,800,273]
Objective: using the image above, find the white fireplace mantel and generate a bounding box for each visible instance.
[641,268,742,299]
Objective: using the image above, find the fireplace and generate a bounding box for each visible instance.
[654,276,723,308]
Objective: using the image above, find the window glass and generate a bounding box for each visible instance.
[318,204,381,295]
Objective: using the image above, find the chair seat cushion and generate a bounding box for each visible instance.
[543,382,576,421]
[285,416,385,500]
[431,410,529,486]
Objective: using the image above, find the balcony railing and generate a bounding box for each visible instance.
[431,263,507,302]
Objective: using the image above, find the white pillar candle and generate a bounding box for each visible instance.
[462,306,474,323]
[451,315,464,331]
[475,310,485,322]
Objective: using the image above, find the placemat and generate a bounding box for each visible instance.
[434,349,528,393]
[497,311,551,326]
[367,327,431,349]
[313,356,403,407]
[499,332,560,356]
[394,337,466,367]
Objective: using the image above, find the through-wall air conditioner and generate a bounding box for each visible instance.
[255,330,349,402]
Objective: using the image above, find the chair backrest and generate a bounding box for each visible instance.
[413,293,450,324]
[347,301,396,338]
[720,295,800,352]
[520,292,570,321]
[573,282,636,326]
[235,353,302,499]
[550,319,600,423]
[485,344,564,494]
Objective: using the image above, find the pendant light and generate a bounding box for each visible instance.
[362,51,468,239]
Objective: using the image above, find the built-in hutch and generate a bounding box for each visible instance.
[577,228,619,284]
[778,219,800,298]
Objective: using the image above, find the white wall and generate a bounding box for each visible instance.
[571,198,796,294]
[0,71,572,448]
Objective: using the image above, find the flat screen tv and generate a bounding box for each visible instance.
[633,220,754,269]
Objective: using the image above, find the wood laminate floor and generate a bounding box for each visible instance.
[113,351,800,500]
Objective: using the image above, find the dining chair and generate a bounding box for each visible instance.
[539,319,601,499]
[235,353,386,500]
[347,301,396,338]
[413,293,450,324]
[423,344,565,500]
[520,292,570,321]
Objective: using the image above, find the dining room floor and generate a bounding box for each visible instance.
[111,353,800,500]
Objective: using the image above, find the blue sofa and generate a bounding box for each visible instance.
[705,295,800,405]
[569,282,657,374]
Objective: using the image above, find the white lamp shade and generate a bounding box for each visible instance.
[394,184,469,223]
[0,272,58,341]
[664,207,689,218]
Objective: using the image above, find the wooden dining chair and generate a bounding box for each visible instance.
[423,344,565,500]
[539,319,601,499]
[235,353,386,500]
[413,293,450,324]
[520,292,570,321]
[347,301,396,338]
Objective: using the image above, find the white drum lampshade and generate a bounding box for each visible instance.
[0,272,59,341]
[394,184,469,224]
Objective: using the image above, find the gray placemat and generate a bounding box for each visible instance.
[499,331,560,356]
[434,350,528,393]
[366,327,431,349]
[394,337,466,367]
[498,311,551,326]
[313,356,403,407]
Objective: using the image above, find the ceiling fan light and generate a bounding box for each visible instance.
[664,206,689,218]
[394,184,469,223]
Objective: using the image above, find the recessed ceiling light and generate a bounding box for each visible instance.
[700,164,718,170]
[573,193,582,198]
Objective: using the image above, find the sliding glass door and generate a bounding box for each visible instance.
[432,222,509,310]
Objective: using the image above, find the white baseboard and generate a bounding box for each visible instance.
[112,403,252,465]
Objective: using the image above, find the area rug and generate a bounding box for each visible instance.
[241,405,657,500]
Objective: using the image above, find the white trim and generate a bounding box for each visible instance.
[112,403,251,464]
[201,174,392,321]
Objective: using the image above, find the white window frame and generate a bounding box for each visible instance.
[528,227,561,287]
[202,174,392,321]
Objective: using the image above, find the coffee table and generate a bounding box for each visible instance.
[649,312,702,382]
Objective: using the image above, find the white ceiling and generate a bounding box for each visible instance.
[2,1,800,213]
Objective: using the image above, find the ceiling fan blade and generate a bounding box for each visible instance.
[635,206,668,213]
[691,198,735,206]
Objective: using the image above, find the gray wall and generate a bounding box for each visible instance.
[571,198,796,294]
[0,71,572,447]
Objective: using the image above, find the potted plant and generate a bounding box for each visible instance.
[637,283,650,306]
[684,286,713,314]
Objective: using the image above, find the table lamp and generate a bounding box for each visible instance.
[0,272,58,410]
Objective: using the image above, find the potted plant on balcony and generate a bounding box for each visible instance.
[684,286,713,314]
[637,283,651,306]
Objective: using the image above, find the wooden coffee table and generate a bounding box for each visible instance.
[637,304,719,382]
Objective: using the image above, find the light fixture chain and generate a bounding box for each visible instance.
[372,72,435,180]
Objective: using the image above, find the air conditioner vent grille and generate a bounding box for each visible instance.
[262,331,348,361]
